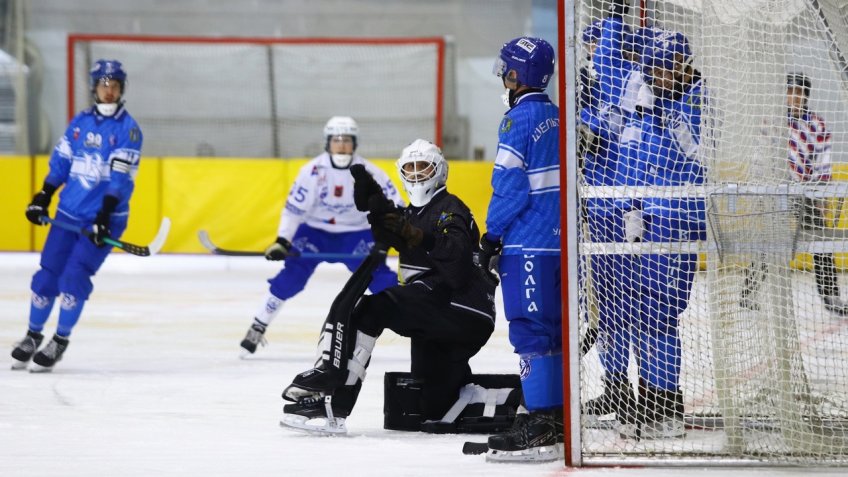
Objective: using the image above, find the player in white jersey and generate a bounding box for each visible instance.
[239,116,402,355]
[786,73,848,315]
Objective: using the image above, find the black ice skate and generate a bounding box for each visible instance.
[279,394,348,435]
[11,330,44,370]
[619,386,685,440]
[582,374,635,430]
[823,296,848,317]
[282,364,346,402]
[239,321,267,357]
[486,409,564,463]
[29,334,69,373]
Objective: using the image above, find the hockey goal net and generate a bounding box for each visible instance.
[67,35,444,158]
[568,0,848,466]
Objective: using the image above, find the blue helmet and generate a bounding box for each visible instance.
[641,31,692,71]
[89,59,127,94]
[582,21,602,45]
[493,37,555,90]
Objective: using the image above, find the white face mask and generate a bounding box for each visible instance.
[95,102,119,116]
[501,89,511,107]
[330,153,353,169]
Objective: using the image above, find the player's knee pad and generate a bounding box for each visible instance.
[519,352,564,411]
[58,268,94,301]
[267,260,318,300]
[383,372,522,434]
[507,318,562,356]
[31,269,60,298]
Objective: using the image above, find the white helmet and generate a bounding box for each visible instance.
[396,139,448,207]
[324,116,359,168]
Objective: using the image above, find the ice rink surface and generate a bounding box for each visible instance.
[0,253,844,477]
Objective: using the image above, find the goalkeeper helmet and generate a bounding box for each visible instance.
[324,116,359,168]
[492,37,555,90]
[90,59,127,117]
[787,72,812,97]
[396,139,448,207]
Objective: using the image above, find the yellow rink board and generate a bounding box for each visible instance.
[2,154,845,270]
[2,156,495,254]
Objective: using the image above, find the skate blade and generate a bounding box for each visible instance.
[28,363,54,373]
[485,443,563,463]
[239,348,254,359]
[279,413,347,435]
[582,413,618,430]
[11,359,29,370]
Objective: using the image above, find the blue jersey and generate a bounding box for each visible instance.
[587,60,648,215]
[45,105,143,222]
[486,92,560,255]
[642,76,705,231]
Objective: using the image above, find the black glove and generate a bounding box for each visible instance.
[350,164,384,212]
[264,236,296,261]
[91,195,119,247]
[477,234,503,273]
[25,182,58,226]
[373,211,430,251]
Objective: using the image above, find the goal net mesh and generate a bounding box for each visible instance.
[68,37,443,158]
[574,0,848,464]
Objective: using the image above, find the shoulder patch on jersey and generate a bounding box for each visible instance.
[500,117,513,134]
[129,127,141,143]
[436,211,455,233]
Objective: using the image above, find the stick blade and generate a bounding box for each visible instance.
[147,217,171,256]
[462,442,489,455]
[197,229,216,253]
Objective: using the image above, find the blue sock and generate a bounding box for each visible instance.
[519,352,564,411]
[56,294,85,338]
[28,294,56,333]
[640,326,681,391]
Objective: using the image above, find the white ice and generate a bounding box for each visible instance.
[0,253,843,476]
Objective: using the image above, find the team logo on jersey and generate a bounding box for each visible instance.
[519,357,531,381]
[84,132,102,148]
[74,152,105,190]
[109,134,116,146]
[334,185,343,197]
[129,127,140,143]
[500,117,513,133]
[311,166,319,176]
[73,127,80,140]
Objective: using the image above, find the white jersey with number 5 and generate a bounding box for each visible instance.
[276,153,402,240]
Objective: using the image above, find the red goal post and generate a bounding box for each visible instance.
[67,34,444,158]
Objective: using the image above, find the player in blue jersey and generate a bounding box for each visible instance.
[581,8,655,430]
[478,36,562,462]
[238,116,402,356]
[620,32,705,439]
[11,59,143,372]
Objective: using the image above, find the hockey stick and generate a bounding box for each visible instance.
[462,441,489,455]
[197,230,367,260]
[42,216,171,257]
